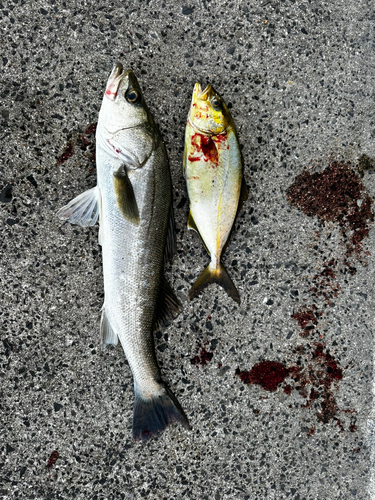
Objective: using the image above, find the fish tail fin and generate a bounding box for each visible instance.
[188,261,240,304]
[132,383,190,441]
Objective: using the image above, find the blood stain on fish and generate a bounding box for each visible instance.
[190,133,218,164]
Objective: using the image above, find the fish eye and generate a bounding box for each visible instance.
[126,89,141,104]
[211,97,222,110]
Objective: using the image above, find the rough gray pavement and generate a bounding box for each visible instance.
[1,1,375,499]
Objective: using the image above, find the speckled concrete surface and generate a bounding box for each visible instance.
[1,1,375,499]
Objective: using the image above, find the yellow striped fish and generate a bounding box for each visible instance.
[183,83,247,304]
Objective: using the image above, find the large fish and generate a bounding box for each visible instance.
[183,83,247,304]
[57,63,189,441]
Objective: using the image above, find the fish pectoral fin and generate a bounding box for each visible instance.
[57,186,100,227]
[164,204,177,263]
[188,261,240,304]
[153,276,182,331]
[113,166,140,225]
[100,309,118,349]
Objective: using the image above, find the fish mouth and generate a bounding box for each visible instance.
[193,82,213,101]
[105,62,125,100]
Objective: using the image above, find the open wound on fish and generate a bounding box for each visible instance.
[57,186,100,227]
[153,276,182,331]
[133,382,190,441]
[113,165,140,224]
[100,309,118,349]
[189,261,240,304]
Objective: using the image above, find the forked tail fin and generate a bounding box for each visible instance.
[132,383,190,441]
[188,261,240,304]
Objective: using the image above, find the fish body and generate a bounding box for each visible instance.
[183,83,246,303]
[58,64,189,441]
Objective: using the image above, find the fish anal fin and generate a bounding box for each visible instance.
[113,166,140,225]
[57,186,100,227]
[188,261,240,304]
[154,276,181,331]
[100,309,118,349]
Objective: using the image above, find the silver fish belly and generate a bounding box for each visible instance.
[57,64,189,441]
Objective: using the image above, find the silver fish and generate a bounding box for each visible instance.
[57,63,189,441]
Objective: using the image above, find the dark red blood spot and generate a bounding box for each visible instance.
[214,134,227,144]
[46,450,59,469]
[286,162,374,256]
[56,141,74,164]
[284,384,292,395]
[313,343,343,382]
[188,155,201,162]
[218,363,222,368]
[238,344,344,424]
[352,447,360,453]
[342,409,356,414]
[349,424,357,432]
[235,361,291,391]
[85,123,97,135]
[191,341,214,368]
[336,418,344,431]
[292,307,318,335]
[307,427,315,437]
[190,133,218,164]
[81,134,89,148]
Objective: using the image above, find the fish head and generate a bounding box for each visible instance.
[100,63,149,131]
[188,83,231,135]
[98,63,157,168]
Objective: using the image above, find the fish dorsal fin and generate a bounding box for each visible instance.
[57,186,100,227]
[153,276,181,331]
[100,309,118,349]
[164,205,177,263]
[113,166,140,225]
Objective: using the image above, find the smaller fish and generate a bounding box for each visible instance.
[183,83,247,304]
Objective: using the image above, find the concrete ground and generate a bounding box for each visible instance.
[1,0,375,498]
